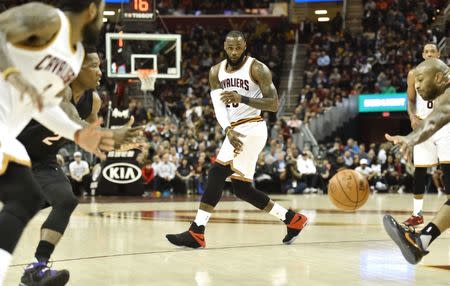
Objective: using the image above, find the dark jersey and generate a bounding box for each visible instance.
[17,90,94,166]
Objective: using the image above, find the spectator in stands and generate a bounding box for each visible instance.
[297,151,318,192]
[355,158,375,182]
[69,152,91,196]
[343,151,354,168]
[141,160,155,197]
[317,51,331,67]
[176,158,194,194]
[155,153,176,192]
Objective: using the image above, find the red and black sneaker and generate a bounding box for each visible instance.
[166,222,206,249]
[403,212,424,226]
[282,210,308,245]
[383,215,429,264]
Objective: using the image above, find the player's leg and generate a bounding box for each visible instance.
[0,163,43,285]
[165,138,234,248]
[20,166,74,286]
[230,122,307,244]
[383,199,450,264]
[231,179,308,244]
[404,141,437,226]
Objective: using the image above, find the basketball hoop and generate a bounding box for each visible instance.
[137,69,157,92]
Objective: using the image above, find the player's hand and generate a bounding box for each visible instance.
[221,91,241,104]
[111,116,145,149]
[385,133,413,163]
[227,129,245,154]
[7,73,44,111]
[410,115,422,130]
[76,119,114,160]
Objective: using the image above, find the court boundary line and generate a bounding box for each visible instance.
[10,238,450,267]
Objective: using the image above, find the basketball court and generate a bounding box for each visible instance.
[3,193,449,285]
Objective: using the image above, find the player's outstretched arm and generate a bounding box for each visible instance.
[404,90,450,145]
[406,70,421,129]
[220,60,279,112]
[60,88,143,149]
[386,89,450,149]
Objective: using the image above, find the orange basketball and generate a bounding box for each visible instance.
[327,169,369,211]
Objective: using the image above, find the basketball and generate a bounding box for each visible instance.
[328,169,369,211]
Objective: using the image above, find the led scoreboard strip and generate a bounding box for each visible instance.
[106,0,156,21]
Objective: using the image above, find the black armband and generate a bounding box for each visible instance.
[241,96,250,104]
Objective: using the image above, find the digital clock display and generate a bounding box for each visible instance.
[122,0,155,21]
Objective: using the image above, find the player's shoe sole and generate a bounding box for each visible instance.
[383,215,428,264]
[19,269,69,286]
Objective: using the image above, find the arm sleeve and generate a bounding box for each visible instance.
[210,89,231,130]
[33,105,82,141]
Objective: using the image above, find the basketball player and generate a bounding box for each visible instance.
[166,31,308,248]
[404,44,442,226]
[384,58,450,264]
[17,49,140,286]
[0,1,111,285]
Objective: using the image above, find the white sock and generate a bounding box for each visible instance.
[194,209,211,226]
[419,234,432,250]
[269,203,289,221]
[0,249,12,286]
[413,198,423,216]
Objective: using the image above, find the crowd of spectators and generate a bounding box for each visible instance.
[293,0,447,125]
[2,0,448,198]
[157,0,276,15]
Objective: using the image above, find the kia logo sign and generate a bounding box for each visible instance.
[102,163,142,184]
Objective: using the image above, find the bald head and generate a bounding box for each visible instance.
[415,58,449,100]
[416,58,448,74]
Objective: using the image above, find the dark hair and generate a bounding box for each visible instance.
[226,30,246,41]
[84,44,97,54]
[59,0,101,13]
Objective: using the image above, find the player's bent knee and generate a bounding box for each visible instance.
[58,195,78,213]
[208,163,232,178]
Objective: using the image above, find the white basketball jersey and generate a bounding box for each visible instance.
[5,9,84,107]
[415,87,434,119]
[0,9,84,165]
[218,57,262,122]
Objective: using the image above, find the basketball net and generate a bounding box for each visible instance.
[137,69,157,92]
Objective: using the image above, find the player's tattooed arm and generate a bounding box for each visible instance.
[220,60,279,112]
[0,3,59,72]
[209,64,221,90]
[59,87,89,127]
[405,90,450,145]
[86,92,101,124]
[407,70,421,129]
[386,89,450,157]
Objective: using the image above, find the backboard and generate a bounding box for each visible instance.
[105,33,182,79]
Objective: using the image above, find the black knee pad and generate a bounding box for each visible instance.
[56,194,78,213]
[208,163,233,178]
[413,167,427,195]
[231,180,270,210]
[445,199,450,206]
[440,165,450,193]
[200,163,233,207]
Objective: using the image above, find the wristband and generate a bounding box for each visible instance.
[2,67,20,80]
[241,96,250,104]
